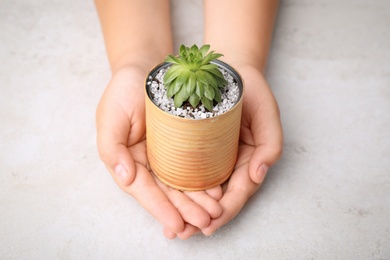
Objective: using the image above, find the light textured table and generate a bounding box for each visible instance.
[1,0,389,259]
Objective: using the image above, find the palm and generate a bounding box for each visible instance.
[97,67,225,239]
[200,66,283,236]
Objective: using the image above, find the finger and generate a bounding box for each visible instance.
[96,70,146,186]
[202,164,258,236]
[183,190,223,219]
[96,98,137,186]
[165,189,211,229]
[240,71,283,184]
[156,180,211,229]
[248,141,282,184]
[128,165,185,234]
[205,185,223,201]
[202,191,247,236]
[248,151,270,185]
[163,223,200,240]
[176,224,201,240]
[163,227,177,240]
[248,100,283,184]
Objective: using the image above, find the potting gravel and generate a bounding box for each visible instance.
[147,67,240,119]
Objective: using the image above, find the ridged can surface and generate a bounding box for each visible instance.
[145,60,243,191]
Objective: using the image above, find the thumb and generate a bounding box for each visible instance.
[249,144,282,184]
[96,88,137,187]
[98,142,137,187]
[96,107,137,187]
[110,146,137,187]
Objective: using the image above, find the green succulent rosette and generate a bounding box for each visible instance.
[163,44,227,111]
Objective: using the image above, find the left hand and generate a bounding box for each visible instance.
[96,66,223,239]
[166,65,283,238]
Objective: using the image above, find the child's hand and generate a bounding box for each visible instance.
[96,65,223,239]
[164,65,283,238]
[159,184,223,239]
[96,66,182,234]
[202,65,283,235]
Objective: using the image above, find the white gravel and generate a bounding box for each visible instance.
[147,66,240,119]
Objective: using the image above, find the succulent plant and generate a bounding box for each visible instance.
[163,44,227,111]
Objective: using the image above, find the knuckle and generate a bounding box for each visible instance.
[270,142,283,162]
[96,142,112,164]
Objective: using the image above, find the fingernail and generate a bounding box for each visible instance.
[114,164,128,182]
[257,164,269,183]
[202,229,214,237]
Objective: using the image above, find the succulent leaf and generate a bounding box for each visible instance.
[165,55,181,65]
[199,64,218,70]
[174,87,189,108]
[167,80,182,98]
[203,71,218,88]
[163,65,182,85]
[214,87,222,103]
[179,45,186,56]
[205,67,225,80]
[196,81,204,98]
[190,44,199,54]
[189,93,200,108]
[163,44,227,111]
[186,72,196,95]
[201,97,213,112]
[176,70,190,86]
[166,84,175,98]
[200,45,210,56]
[200,52,223,66]
[204,85,215,100]
[195,70,209,86]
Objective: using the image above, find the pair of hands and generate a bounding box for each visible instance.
[96,64,282,239]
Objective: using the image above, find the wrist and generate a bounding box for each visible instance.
[111,53,166,76]
[216,51,267,74]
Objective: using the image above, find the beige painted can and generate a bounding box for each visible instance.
[145,60,243,191]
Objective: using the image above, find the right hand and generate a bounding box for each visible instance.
[96,65,222,239]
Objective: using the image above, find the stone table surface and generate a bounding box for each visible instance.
[1,0,389,259]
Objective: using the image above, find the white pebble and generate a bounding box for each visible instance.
[149,67,240,119]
